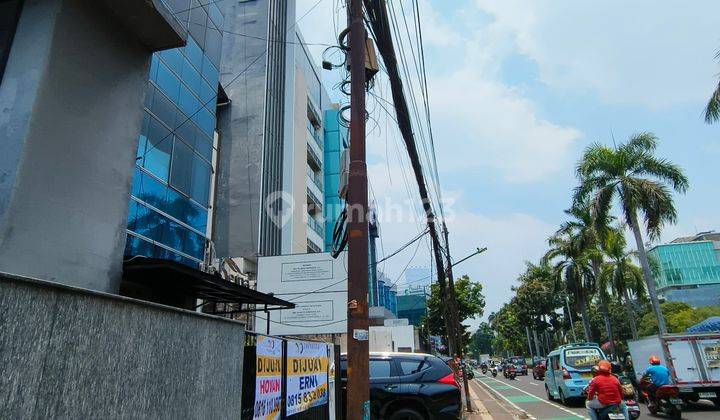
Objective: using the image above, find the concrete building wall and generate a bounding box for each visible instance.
[291,66,309,253]
[0,272,245,419]
[215,0,297,259]
[214,0,269,260]
[0,0,173,293]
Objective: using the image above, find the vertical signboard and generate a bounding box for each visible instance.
[286,340,329,416]
[254,335,283,419]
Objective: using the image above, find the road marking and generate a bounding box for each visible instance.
[474,377,536,420]
[483,377,589,420]
[528,382,539,386]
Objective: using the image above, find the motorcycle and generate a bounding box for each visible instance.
[491,366,498,377]
[481,363,488,374]
[503,365,517,380]
[591,404,627,420]
[618,374,641,419]
[640,382,682,420]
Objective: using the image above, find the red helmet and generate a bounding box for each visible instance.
[597,360,612,374]
[649,355,661,365]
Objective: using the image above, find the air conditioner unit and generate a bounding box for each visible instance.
[338,148,349,198]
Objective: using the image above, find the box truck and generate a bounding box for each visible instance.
[627,332,720,407]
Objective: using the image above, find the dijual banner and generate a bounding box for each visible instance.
[286,340,329,416]
[254,335,283,420]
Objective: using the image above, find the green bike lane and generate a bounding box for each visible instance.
[472,373,589,420]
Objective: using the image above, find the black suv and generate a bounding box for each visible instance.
[340,352,461,420]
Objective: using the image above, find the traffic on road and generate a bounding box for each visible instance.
[469,349,719,420]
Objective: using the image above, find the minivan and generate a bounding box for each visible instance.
[544,343,606,405]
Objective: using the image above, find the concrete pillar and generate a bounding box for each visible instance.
[0,0,184,293]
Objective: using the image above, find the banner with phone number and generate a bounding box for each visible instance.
[254,335,283,420]
[285,340,329,416]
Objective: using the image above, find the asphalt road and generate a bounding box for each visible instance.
[471,371,718,420]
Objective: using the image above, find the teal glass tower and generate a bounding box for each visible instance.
[649,232,720,307]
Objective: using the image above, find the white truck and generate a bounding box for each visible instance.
[628,332,720,407]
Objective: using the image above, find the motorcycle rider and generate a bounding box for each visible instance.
[642,355,670,407]
[586,360,625,420]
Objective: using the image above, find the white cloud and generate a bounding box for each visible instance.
[475,0,720,108]
[429,69,582,182]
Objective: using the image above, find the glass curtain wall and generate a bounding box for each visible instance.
[125,0,223,267]
[650,242,720,289]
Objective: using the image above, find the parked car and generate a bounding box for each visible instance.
[532,359,546,380]
[341,352,462,420]
[545,343,606,405]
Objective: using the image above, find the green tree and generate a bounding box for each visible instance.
[705,51,720,123]
[425,275,485,354]
[639,302,720,336]
[544,229,596,342]
[599,228,646,339]
[575,132,688,336]
[556,201,618,357]
[469,322,494,357]
[489,301,527,356]
[514,261,563,356]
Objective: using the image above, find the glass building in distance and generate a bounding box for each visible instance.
[124,1,223,267]
[649,231,720,307]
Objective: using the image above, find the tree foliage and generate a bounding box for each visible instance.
[425,275,485,353]
[638,302,720,336]
[469,322,494,358]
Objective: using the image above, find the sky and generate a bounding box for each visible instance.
[296,0,720,329]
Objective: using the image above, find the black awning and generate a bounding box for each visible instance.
[122,258,293,310]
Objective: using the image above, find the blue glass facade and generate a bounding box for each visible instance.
[323,108,348,251]
[125,1,223,267]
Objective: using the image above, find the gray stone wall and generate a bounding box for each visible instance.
[0,273,245,419]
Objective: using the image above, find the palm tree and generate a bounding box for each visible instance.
[556,201,617,357]
[704,50,720,124]
[544,231,596,342]
[574,132,688,335]
[600,228,646,340]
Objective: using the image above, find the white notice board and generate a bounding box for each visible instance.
[256,252,347,335]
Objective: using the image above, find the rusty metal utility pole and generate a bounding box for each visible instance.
[443,222,472,412]
[346,1,369,419]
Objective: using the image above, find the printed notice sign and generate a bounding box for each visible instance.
[281,301,334,323]
[286,340,329,415]
[281,260,333,282]
[254,335,283,420]
[703,342,720,368]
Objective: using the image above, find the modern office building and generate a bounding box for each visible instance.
[397,293,428,327]
[124,0,224,268]
[649,231,720,307]
[323,106,349,251]
[0,0,186,293]
[213,0,335,262]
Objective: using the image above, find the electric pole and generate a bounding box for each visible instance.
[346,1,369,419]
[442,223,472,412]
